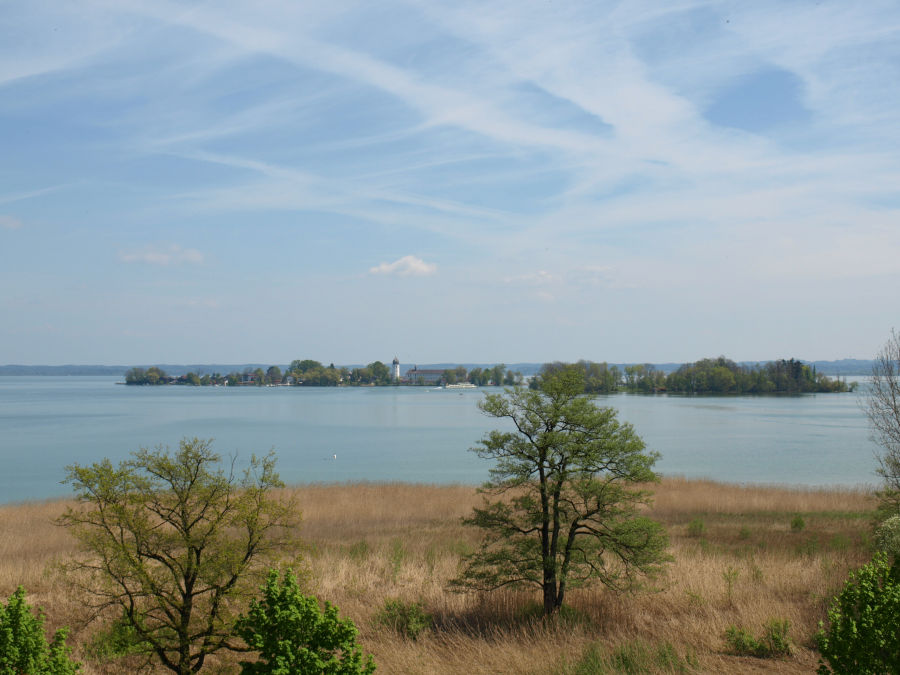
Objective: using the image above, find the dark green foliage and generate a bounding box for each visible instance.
[374,599,432,640]
[791,514,806,532]
[816,553,900,674]
[235,570,375,675]
[724,619,791,658]
[666,357,849,394]
[124,366,168,385]
[0,586,81,675]
[454,367,668,616]
[531,357,851,396]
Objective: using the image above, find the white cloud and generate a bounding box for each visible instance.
[118,244,205,266]
[369,255,436,277]
[0,215,23,229]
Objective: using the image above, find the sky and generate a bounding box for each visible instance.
[2,0,899,366]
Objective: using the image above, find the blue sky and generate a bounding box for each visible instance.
[2,0,899,365]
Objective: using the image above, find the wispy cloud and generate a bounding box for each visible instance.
[118,244,205,266]
[369,255,437,277]
[0,215,23,230]
[504,270,558,285]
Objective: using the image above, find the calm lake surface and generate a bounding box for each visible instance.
[0,376,879,504]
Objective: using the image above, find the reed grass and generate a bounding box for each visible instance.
[0,479,876,674]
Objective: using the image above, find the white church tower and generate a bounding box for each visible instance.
[392,356,400,381]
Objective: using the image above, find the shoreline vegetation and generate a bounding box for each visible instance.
[124,356,856,394]
[0,478,876,674]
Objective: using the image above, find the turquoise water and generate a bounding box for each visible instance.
[0,377,880,504]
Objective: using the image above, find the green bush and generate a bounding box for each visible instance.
[374,599,431,640]
[724,618,791,658]
[235,570,375,675]
[876,515,900,560]
[0,586,81,675]
[562,639,697,674]
[84,613,149,660]
[791,514,805,532]
[686,518,705,538]
[816,553,900,674]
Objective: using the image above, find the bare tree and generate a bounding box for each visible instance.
[866,330,900,516]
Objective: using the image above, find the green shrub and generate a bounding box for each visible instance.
[0,586,81,674]
[762,619,792,656]
[235,569,375,675]
[791,514,805,532]
[738,526,752,540]
[374,599,431,640]
[562,639,697,674]
[686,518,705,538]
[816,553,900,674]
[84,613,149,660]
[724,618,791,658]
[876,515,900,561]
[722,566,739,605]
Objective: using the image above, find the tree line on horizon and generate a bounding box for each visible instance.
[124,360,524,388]
[124,356,854,394]
[532,357,856,395]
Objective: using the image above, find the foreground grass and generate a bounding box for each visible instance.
[0,479,876,674]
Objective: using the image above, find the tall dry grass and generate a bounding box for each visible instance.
[0,479,877,674]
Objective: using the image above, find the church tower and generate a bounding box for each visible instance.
[392,356,400,381]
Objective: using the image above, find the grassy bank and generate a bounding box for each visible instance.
[0,479,876,673]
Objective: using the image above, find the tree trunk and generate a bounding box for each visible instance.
[543,579,558,615]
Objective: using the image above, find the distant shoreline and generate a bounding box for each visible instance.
[0,359,876,378]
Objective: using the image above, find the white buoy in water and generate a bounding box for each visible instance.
[333,454,337,460]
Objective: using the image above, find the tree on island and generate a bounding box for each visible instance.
[58,438,299,675]
[452,367,668,616]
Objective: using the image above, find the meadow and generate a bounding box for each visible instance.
[0,479,876,674]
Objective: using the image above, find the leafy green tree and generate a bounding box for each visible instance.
[490,364,506,386]
[58,438,299,675]
[368,361,390,385]
[0,586,81,675]
[443,369,457,385]
[503,369,522,386]
[816,553,900,674]
[124,367,145,384]
[146,366,165,385]
[290,360,323,375]
[235,570,375,675]
[452,367,668,616]
[266,366,282,384]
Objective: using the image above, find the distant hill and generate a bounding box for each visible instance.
[0,364,271,377]
[0,359,875,377]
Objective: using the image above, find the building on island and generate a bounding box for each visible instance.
[404,367,444,385]
[392,357,400,381]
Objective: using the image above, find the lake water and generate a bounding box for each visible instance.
[0,376,881,504]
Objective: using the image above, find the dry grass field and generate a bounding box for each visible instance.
[0,479,876,674]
